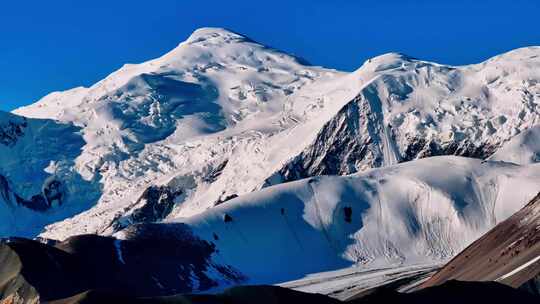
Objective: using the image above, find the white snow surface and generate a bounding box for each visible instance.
[115,156,540,287]
[489,125,540,164]
[278,264,440,300]
[3,28,540,240]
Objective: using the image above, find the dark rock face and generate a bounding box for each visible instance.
[343,207,353,223]
[111,185,182,231]
[0,117,27,147]
[0,224,245,302]
[0,238,86,302]
[401,137,497,162]
[215,193,239,206]
[519,273,540,296]
[129,186,179,223]
[264,92,500,187]
[204,160,229,183]
[269,95,378,185]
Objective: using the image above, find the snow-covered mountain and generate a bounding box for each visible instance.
[269,49,540,182]
[2,156,540,300]
[3,28,540,242]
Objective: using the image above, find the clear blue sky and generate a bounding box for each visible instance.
[1,0,539,111]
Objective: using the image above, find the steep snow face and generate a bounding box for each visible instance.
[115,157,540,287]
[15,27,339,179]
[10,28,540,239]
[489,125,540,165]
[268,48,540,183]
[0,111,101,237]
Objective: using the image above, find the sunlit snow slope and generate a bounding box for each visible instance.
[114,156,540,288]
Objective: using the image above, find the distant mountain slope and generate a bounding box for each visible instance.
[420,192,540,293]
[0,111,101,237]
[489,125,540,164]
[4,28,540,239]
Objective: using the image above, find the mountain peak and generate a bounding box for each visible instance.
[356,52,415,73]
[370,52,413,62]
[185,27,253,45]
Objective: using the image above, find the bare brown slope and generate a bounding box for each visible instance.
[0,245,36,304]
[421,192,540,289]
[0,223,245,303]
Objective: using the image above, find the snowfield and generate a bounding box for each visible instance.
[0,27,539,294]
[277,264,440,300]
[489,125,540,165]
[112,156,540,288]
